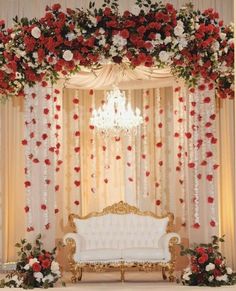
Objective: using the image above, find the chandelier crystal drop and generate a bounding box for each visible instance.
[90,87,143,135]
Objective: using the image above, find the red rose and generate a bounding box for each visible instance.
[191,265,199,272]
[198,254,208,264]
[214,258,222,265]
[24,206,29,213]
[193,222,200,229]
[41,204,47,210]
[210,220,216,227]
[196,247,206,255]
[22,139,28,145]
[214,269,221,277]
[52,3,61,11]
[120,29,129,39]
[104,7,112,16]
[208,196,214,203]
[42,259,51,269]
[32,262,41,272]
[24,181,31,188]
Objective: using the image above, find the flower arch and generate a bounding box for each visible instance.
[0,0,234,102]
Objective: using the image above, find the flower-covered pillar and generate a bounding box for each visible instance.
[23,82,62,249]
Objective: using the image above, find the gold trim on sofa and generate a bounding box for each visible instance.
[65,201,179,282]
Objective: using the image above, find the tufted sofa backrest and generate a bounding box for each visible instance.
[74,213,169,250]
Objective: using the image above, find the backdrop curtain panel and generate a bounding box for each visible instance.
[1,83,235,270]
[0,0,233,28]
[0,97,25,262]
[217,99,236,268]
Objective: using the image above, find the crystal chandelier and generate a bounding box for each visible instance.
[90,87,143,135]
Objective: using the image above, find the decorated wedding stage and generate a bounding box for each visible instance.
[0,0,235,289]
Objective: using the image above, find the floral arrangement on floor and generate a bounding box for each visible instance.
[0,0,234,101]
[180,235,236,286]
[0,234,62,289]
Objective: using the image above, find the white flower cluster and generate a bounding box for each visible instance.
[112,34,127,49]
[216,274,228,282]
[182,267,192,281]
[205,263,215,271]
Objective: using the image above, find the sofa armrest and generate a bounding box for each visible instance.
[63,232,82,253]
[158,232,181,250]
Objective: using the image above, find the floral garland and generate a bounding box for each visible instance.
[0,0,234,102]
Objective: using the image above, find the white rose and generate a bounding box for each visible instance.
[206,263,215,271]
[66,33,76,41]
[164,36,172,44]
[42,274,54,283]
[32,52,38,59]
[24,264,30,270]
[220,33,226,40]
[183,272,191,281]
[99,28,105,34]
[226,267,232,274]
[155,33,161,40]
[174,20,184,36]
[112,34,127,48]
[216,274,228,282]
[51,261,60,273]
[208,275,214,282]
[159,50,169,63]
[212,41,220,51]
[29,258,39,266]
[179,38,188,49]
[31,27,41,39]
[63,50,73,61]
[34,272,43,282]
[174,25,184,37]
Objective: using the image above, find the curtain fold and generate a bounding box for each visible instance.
[0,97,25,262]
[217,99,236,269]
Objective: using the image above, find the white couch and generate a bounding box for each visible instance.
[64,201,180,282]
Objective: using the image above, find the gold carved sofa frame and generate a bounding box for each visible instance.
[64,201,180,282]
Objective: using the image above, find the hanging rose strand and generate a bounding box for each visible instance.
[23,88,34,232]
[174,86,187,227]
[90,90,96,195]
[72,91,81,210]
[155,88,163,213]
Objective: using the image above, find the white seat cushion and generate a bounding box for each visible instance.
[123,248,166,261]
[78,248,122,262]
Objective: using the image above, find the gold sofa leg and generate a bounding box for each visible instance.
[162,267,167,280]
[120,266,125,282]
[168,263,175,282]
[77,267,83,281]
[71,265,83,283]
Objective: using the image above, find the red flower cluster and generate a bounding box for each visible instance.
[181,235,236,287]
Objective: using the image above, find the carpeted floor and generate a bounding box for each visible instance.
[1,271,236,290]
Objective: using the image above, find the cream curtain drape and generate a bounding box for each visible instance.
[0,98,25,262]
[218,99,236,269]
[0,0,233,27]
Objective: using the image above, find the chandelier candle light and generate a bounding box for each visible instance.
[90,87,143,135]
